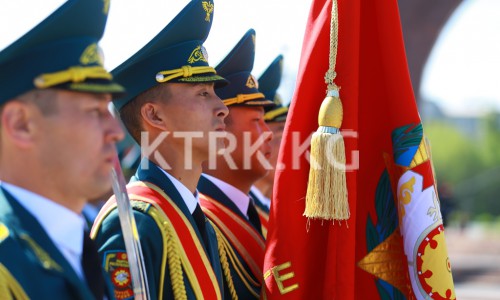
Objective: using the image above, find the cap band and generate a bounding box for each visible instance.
[222,92,265,106]
[156,65,216,83]
[34,65,112,89]
[264,106,288,121]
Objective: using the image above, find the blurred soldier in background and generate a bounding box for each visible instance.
[198,29,274,299]
[251,55,289,226]
[0,0,125,298]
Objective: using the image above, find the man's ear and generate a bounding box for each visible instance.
[140,102,168,131]
[1,101,37,148]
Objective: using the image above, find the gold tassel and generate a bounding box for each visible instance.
[304,0,349,221]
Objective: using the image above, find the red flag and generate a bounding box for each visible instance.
[263,0,455,299]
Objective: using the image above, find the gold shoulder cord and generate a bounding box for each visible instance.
[0,264,29,300]
[210,220,238,300]
[143,204,187,300]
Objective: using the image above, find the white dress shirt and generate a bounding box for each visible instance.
[201,173,250,219]
[157,166,198,214]
[1,181,85,279]
[250,185,271,209]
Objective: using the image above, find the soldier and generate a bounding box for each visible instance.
[0,0,125,299]
[91,0,228,299]
[251,55,289,228]
[198,29,274,299]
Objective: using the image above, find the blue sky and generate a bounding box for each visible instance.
[1,0,498,117]
[0,0,312,104]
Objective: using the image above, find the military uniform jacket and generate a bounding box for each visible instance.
[248,187,270,238]
[198,176,266,300]
[0,186,114,300]
[92,159,224,300]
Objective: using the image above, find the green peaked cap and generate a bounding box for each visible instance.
[0,0,125,104]
[112,0,226,111]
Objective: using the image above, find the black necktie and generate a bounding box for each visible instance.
[247,199,262,235]
[192,204,210,248]
[82,232,105,300]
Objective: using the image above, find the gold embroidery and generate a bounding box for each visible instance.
[397,176,415,225]
[69,82,123,92]
[187,46,208,64]
[202,1,214,22]
[263,262,299,295]
[246,75,258,89]
[19,234,63,272]
[357,229,410,296]
[80,43,104,66]
[103,0,110,15]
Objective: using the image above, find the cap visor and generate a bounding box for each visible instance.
[67,81,126,98]
[238,98,275,107]
[177,74,228,87]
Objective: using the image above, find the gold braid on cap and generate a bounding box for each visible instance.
[156,65,216,83]
[222,93,265,106]
[264,106,288,121]
[34,66,112,88]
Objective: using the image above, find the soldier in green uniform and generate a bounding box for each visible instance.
[251,55,289,222]
[91,1,228,299]
[198,29,274,299]
[0,0,125,299]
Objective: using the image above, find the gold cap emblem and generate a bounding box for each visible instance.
[103,0,110,15]
[80,43,104,66]
[246,75,258,89]
[202,1,214,22]
[188,45,209,64]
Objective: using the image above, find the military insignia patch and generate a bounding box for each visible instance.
[202,1,214,22]
[103,251,133,300]
[246,75,258,89]
[80,43,104,66]
[188,45,209,64]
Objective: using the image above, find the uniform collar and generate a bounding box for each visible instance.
[250,185,270,209]
[0,181,85,277]
[157,166,198,214]
[201,173,250,217]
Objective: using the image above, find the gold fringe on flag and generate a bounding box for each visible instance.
[304,0,349,221]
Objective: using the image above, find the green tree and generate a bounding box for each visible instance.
[424,117,500,217]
